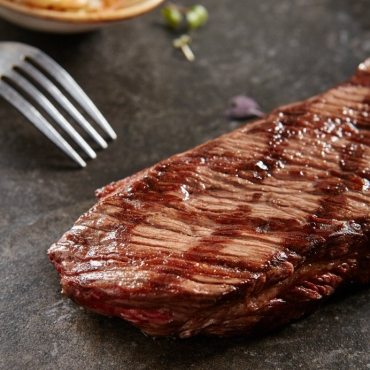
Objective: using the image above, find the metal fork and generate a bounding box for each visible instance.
[0,42,117,167]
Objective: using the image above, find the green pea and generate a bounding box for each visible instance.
[161,6,184,29]
[186,5,208,30]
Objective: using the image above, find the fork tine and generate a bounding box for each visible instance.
[19,61,109,149]
[27,50,117,140]
[7,69,97,159]
[0,79,86,167]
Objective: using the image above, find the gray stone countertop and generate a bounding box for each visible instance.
[0,0,369,369]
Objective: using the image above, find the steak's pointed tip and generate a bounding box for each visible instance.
[358,58,370,72]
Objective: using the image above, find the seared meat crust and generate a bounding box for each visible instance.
[49,60,370,338]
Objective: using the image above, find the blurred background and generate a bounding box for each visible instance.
[0,0,369,369]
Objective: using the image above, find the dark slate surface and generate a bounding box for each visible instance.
[1,1,370,369]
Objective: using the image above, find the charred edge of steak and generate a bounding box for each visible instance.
[48,59,370,338]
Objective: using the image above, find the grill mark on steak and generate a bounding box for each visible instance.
[49,60,370,338]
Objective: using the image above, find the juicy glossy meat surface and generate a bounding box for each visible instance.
[49,60,370,338]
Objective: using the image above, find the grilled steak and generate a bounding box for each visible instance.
[49,60,370,338]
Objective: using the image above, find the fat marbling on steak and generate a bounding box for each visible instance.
[49,60,370,338]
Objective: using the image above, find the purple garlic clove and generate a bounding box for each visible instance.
[226,95,264,120]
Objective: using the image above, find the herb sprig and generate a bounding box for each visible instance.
[161,3,209,61]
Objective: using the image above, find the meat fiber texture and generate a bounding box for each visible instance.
[49,60,370,338]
